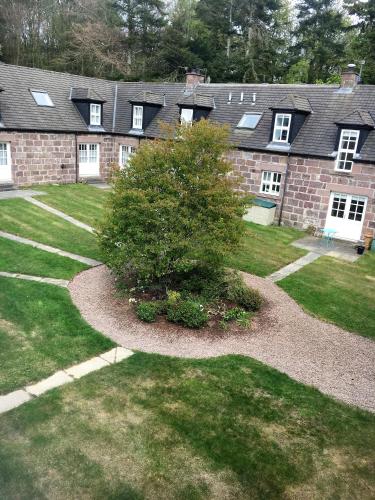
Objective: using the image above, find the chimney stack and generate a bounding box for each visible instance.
[341,64,360,89]
[185,68,205,90]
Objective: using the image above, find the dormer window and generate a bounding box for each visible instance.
[273,113,291,142]
[31,90,54,107]
[180,108,193,126]
[90,103,101,126]
[132,105,143,129]
[335,129,359,172]
[237,113,262,129]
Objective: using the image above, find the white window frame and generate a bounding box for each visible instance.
[90,103,101,126]
[335,129,359,172]
[119,144,135,168]
[78,143,99,164]
[272,113,291,143]
[132,105,143,129]
[0,142,11,167]
[260,171,282,196]
[31,90,54,107]
[180,108,194,126]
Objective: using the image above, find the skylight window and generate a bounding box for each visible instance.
[237,113,262,129]
[31,90,54,107]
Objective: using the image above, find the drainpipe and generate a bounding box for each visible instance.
[74,133,79,184]
[278,152,291,226]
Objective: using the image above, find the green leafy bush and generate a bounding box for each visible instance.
[136,301,161,323]
[167,300,208,329]
[225,273,263,311]
[99,120,246,291]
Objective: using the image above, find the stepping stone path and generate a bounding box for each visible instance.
[0,347,134,415]
[24,197,95,234]
[0,230,101,267]
[268,251,321,282]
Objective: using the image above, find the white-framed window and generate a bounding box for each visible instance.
[31,90,54,107]
[132,105,143,129]
[90,103,101,126]
[237,113,262,129]
[260,171,282,195]
[119,145,135,168]
[335,129,359,172]
[272,113,291,142]
[180,108,194,126]
[79,143,99,164]
[0,142,10,166]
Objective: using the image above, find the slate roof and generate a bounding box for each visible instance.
[177,92,215,109]
[335,109,374,129]
[70,87,106,102]
[1,62,375,162]
[130,91,165,106]
[271,94,312,114]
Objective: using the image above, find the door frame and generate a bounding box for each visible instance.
[0,142,13,183]
[325,191,368,241]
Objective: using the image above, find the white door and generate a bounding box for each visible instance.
[325,192,367,241]
[79,143,100,177]
[0,143,12,182]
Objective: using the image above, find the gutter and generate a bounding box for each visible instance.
[278,151,290,226]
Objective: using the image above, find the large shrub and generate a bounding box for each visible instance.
[99,120,246,290]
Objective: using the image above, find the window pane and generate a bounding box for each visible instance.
[237,113,261,129]
[181,108,194,125]
[0,143,8,165]
[31,91,54,107]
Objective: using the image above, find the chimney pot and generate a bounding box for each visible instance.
[341,64,360,89]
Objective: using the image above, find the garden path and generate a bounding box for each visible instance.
[69,265,375,413]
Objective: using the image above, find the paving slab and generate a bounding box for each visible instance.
[0,230,102,267]
[100,347,134,364]
[90,182,111,190]
[65,356,110,379]
[26,371,73,397]
[24,197,95,233]
[0,390,32,414]
[0,189,46,200]
[292,236,360,262]
[268,252,321,282]
[0,271,69,287]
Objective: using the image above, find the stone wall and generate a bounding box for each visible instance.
[0,131,140,187]
[0,131,77,186]
[229,149,375,238]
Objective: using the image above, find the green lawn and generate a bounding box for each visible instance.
[0,198,101,260]
[226,222,306,277]
[0,278,114,394]
[34,183,109,228]
[0,236,87,279]
[0,353,374,499]
[279,252,375,340]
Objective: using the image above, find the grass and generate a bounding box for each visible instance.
[34,183,109,228]
[0,277,114,394]
[279,252,375,340]
[226,222,306,277]
[0,198,101,260]
[0,353,374,499]
[0,236,87,279]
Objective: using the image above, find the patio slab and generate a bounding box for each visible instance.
[0,189,46,200]
[292,236,360,262]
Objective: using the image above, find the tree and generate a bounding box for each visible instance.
[292,0,348,83]
[99,120,246,289]
[345,0,375,84]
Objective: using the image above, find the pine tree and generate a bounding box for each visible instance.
[293,0,348,83]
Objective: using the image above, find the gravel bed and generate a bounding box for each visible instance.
[69,265,375,413]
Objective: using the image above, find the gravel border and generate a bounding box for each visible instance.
[69,265,375,413]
